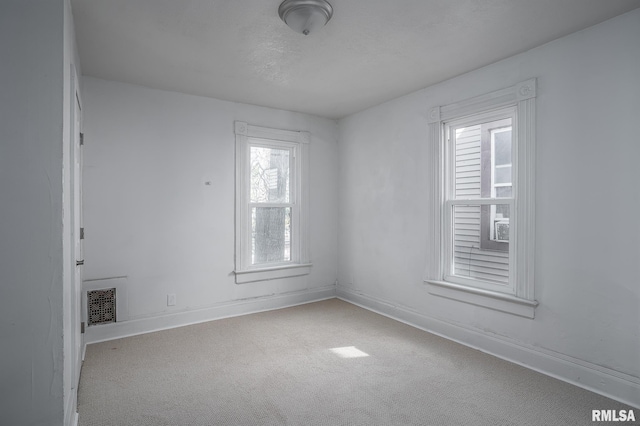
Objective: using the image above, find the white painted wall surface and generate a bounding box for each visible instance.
[0,1,66,424]
[338,10,640,405]
[82,78,338,338]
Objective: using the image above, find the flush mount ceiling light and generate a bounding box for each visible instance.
[278,0,333,36]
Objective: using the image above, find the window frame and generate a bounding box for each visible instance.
[234,122,311,284]
[424,79,538,318]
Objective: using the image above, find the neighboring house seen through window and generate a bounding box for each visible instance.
[480,119,512,252]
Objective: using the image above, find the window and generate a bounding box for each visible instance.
[250,144,292,264]
[446,111,514,286]
[234,122,311,284]
[424,79,538,318]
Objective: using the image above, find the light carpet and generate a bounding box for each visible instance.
[77,298,635,425]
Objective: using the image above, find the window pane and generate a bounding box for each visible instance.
[454,125,482,198]
[492,127,512,188]
[454,122,513,200]
[495,186,512,198]
[452,204,509,284]
[494,166,511,185]
[250,146,290,203]
[252,207,291,264]
[493,129,511,166]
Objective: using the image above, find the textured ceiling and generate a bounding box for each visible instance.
[71,0,639,119]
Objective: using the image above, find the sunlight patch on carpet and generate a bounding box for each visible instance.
[329,346,370,358]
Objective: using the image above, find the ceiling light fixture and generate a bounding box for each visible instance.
[278,0,333,36]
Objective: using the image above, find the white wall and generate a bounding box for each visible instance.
[0,1,67,424]
[338,9,640,406]
[82,77,338,340]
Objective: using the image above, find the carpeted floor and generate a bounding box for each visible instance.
[77,298,635,425]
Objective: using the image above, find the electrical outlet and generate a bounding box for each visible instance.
[167,293,176,306]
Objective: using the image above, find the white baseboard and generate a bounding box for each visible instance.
[64,389,78,426]
[85,285,336,345]
[337,286,640,409]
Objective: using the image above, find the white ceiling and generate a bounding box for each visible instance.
[71,0,639,119]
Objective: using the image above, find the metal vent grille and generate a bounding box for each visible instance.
[87,288,116,326]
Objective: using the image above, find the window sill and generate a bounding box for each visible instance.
[424,280,538,318]
[235,263,312,284]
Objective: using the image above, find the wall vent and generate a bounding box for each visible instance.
[87,288,116,326]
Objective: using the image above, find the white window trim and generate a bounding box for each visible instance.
[234,121,311,284]
[424,79,538,318]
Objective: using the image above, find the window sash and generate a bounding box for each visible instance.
[248,141,296,205]
[446,198,513,205]
[443,198,515,293]
[249,202,294,208]
[250,205,293,267]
